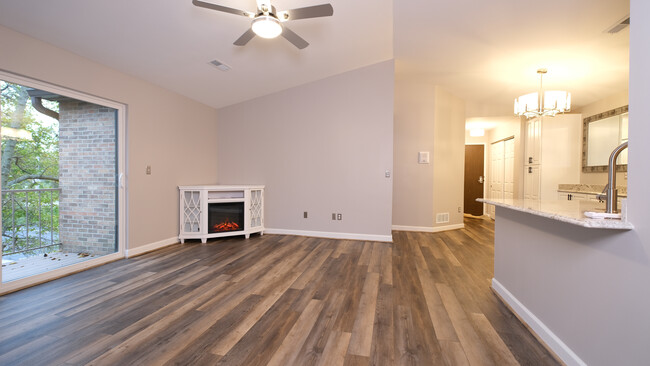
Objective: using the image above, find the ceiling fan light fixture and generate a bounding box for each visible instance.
[192,1,333,48]
[252,15,282,38]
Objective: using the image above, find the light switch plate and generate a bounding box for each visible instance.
[418,152,430,164]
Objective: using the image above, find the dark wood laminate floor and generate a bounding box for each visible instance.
[0,218,560,366]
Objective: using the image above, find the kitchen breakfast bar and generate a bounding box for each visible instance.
[478,198,635,366]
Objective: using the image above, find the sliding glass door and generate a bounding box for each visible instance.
[0,74,125,290]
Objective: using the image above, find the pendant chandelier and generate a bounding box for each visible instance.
[514,69,571,118]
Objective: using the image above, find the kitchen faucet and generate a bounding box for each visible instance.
[606,141,628,214]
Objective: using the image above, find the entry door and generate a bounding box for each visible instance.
[464,145,485,216]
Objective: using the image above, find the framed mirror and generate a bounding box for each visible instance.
[582,105,628,173]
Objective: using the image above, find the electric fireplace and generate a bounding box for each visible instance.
[179,185,264,243]
[208,202,244,234]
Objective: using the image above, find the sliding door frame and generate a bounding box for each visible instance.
[0,70,127,295]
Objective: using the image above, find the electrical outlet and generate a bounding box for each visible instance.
[332,213,336,220]
[337,213,342,220]
[304,211,308,218]
[146,165,151,175]
[458,206,462,213]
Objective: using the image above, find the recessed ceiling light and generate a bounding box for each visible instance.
[469,128,485,137]
[209,59,231,72]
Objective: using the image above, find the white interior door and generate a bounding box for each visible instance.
[489,141,505,218]
[504,138,515,199]
[488,138,516,218]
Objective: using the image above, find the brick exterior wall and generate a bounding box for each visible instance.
[58,100,116,255]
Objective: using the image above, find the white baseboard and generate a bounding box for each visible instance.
[126,236,179,258]
[491,278,586,366]
[391,223,465,233]
[264,228,393,242]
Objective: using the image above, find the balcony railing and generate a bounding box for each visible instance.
[2,188,61,256]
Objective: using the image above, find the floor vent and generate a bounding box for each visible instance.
[436,213,450,224]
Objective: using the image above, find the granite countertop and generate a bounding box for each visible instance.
[558,184,627,197]
[478,198,634,230]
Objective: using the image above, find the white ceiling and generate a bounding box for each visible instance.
[0,0,629,114]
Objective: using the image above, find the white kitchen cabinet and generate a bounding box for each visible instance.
[557,191,615,204]
[523,114,582,200]
[524,165,540,200]
[525,117,542,165]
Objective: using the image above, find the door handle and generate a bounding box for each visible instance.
[478,176,484,184]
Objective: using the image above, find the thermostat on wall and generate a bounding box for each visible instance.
[418,151,430,164]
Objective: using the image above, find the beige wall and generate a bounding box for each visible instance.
[393,82,465,229]
[432,87,465,227]
[466,101,513,118]
[575,90,629,185]
[393,80,435,227]
[216,61,394,239]
[0,25,219,249]
[539,114,582,199]
[574,90,628,119]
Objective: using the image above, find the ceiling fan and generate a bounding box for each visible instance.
[192,0,334,49]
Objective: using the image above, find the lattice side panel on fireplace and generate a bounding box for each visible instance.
[250,189,263,228]
[183,190,201,233]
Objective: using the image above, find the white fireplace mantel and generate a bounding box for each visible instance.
[178,185,264,243]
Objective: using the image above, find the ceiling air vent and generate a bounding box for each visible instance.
[606,15,630,34]
[209,59,231,72]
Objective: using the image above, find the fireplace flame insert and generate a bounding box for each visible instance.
[208,202,244,233]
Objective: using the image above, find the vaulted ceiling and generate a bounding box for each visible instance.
[0,0,629,114]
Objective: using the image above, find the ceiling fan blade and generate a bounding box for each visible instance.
[233,28,256,46]
[281,4,333,21]
[192,0,252,17]
[281,26,309,49]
